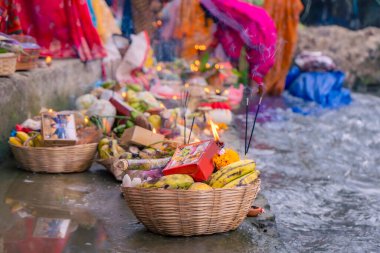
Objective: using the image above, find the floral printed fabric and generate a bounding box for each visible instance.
[16,0,106,61]
[0,0,22,34]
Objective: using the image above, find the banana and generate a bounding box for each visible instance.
[222,170,260,189]
[208,159,255,186]
[210,160,256,188]
[16,131,34,146]
[33,134,43,147]
[99,144,111,159]
[98,138,110,150]
[16,131,29,143]
[109,139,119,157]
[140,174,194,189]
[9,137,22,146]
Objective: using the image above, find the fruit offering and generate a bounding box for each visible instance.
[127,159,259,190]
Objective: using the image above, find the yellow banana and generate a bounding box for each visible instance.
[211,161,256,188]
[16,131,29,143]
[98,138,110,151]
[110,139,119,157]
[208,159,255,186]
[33,134,43,147]
[152,174,194,189]
[223,170,260,188]
[9,137,22,147]
[99,144,111,159]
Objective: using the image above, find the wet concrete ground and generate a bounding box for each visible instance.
[234,93,380,252]
[1,92,379,252]
[0,159,284,253]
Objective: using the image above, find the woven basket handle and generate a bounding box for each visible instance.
[23,134,37,147]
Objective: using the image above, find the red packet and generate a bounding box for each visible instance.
[163,140,220,182]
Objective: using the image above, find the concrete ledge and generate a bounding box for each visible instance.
[0,59,102,160]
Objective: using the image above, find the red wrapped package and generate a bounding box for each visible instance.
[163,140,220,182]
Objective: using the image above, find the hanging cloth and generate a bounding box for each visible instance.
[200,0,277,85]
[263,0,304,95]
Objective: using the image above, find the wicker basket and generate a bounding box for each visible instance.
[122,179,260,236]
[9,142,98,173]
[0,53,17,76]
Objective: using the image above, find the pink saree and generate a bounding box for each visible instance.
[16,0,106,61]
[201,0,277,85]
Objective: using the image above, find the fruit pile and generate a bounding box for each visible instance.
[124,159,259,190]
[9,131,42,147]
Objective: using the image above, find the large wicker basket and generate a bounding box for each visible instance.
[9,142,98,173]
[0,53,17,76]
[122,179,260,236]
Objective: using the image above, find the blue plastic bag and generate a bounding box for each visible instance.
[286,69,352,108]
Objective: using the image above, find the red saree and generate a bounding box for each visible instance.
[16,0,106,61]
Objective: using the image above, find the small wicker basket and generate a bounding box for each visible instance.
[9,142,98,173]
[0,53,17,76]
[122,179,260,236]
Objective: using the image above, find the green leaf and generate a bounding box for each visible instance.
[199,51,210,72]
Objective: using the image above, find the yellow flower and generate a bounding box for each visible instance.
[212,149,240,170]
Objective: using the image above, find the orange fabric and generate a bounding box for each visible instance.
[173,0,214,60]
[263,0,303,96]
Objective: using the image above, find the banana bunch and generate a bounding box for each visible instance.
[139,174,194,190]
[98,138,126,159]
[208,160,259,188]
[9,131,43,147]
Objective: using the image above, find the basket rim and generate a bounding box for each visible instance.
[121,178,260,193]
[0,52,17,59]
[9,141,98,150]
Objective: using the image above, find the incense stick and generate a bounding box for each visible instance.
[245,97,249,154]
[181,90,190,145]
[246,95,263,155]
[188,116,195,144]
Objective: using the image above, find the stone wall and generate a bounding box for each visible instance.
[0,59,102,161]
[297,25,380,91]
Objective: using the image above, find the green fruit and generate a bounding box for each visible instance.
[126,120,135,128]
[130,111,140,120]
[127,84,143,92]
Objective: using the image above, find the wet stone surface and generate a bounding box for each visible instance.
[1,92,379,252]
[0,159,284,253]
[232,92,380,252]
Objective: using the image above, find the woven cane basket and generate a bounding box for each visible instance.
[122,179,260,236]
[9,142,98,173]
[0,53,17,76]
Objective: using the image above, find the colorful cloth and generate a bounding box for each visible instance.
[92,0,121,43]
[173,0,214,60]
[16,0,106,61]
[201,0,277,85]
[0,0,22,34]
[263,0,303,95]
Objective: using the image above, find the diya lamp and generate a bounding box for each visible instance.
[45,56,52,67]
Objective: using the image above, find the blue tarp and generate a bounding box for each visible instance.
[285,66,352,109]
